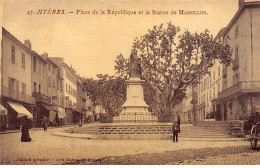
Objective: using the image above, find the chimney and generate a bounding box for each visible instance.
[239,0,245,8]
[41,52,48,59]
[24,39,31,50]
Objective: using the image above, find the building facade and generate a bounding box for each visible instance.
[196,59,223,121]
[50,57,79,125]
[31,51,49,127]
[181,86,193,123]
[218,1,260,121]
[76,76,86,123]
[1,28,90,129]
[1,28,35,129]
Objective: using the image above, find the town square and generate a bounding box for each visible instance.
[0,0,260,166]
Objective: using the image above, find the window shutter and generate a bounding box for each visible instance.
[8,77,12,96]
[16,80,19,98]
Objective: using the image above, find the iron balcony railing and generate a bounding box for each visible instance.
[32,92,51,104]
[218,81,260,100]
[2,86,35,104]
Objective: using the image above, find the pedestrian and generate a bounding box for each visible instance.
[42,116,49,131]
[172,121,179,142]
[177,114,181,133]
[79,119,82,127]
[20,116,32,142]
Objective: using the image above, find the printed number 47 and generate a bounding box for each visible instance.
[27,11,33,15]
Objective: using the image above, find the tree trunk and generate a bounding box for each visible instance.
[166,101,176,122]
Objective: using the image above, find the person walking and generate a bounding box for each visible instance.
[177,114,181,133]
[42,116,49,131]
[21,116,32,142]
[172,121,179,142]
[79,118,82,127]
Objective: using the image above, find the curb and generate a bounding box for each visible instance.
[51,132,97,140]
[0,124,82,135]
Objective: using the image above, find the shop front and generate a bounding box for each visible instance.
[0,104,8,130]
[57,107,66,126]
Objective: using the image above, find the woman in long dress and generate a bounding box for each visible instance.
[21,116,32,142]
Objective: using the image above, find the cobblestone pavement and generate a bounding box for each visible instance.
[79,146,259,165]
[0,126,259,165]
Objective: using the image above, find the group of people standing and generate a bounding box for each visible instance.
[20,116,49,142]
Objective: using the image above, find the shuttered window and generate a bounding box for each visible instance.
[22,53,25,69]
[11,45,15,63]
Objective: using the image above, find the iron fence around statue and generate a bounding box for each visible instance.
[113,113,158,123]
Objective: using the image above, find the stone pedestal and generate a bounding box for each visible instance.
[113,77,157,122]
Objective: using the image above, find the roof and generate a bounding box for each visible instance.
[223,1,260,35]
[47,57,59,68]
[32,51,47,63]
[214,27,226,41]
[2,27,32,54]
[63,63,77,76]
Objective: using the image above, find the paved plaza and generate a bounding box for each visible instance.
[0,124,259,165]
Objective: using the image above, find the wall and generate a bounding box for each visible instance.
[63,65,77,107]
[31,54,47,96]
[2,34,32,97]
[252,8,260,80]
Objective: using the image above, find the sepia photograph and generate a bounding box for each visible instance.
[0,0,260,165]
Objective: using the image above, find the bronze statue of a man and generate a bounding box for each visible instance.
[129,52,141,78]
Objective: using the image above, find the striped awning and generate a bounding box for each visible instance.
[57,107,66,119]
[8,101,33,118]
[0,104,7,115]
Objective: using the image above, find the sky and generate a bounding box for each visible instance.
[2,0,240,78]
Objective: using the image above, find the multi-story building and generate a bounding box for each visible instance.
[1,28,89,129]
[76,76,87,123]
[218,1,260,121]
[181,86,193,123]
[0,28,6,129]
[50,57,79,124]
[85,95,94,122]
[190,83,198,122]
[31,51,49,126]
[1,28,35,129]
[195,27,226,122]
[31,52,65,126]
[196,60,223,121]
[46,57,60,125]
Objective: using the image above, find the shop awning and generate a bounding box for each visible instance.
[42,104,57,111]
[57,107,66,119]
[8,101,33,118]
[0,104,7,115]
[49,110,57,122]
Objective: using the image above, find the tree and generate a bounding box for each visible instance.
[115,22,232,120]
[83,74,127,120]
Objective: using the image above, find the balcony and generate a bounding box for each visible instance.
[232,58,239,70]
[222,67,227,78]
[32,92,51,104]
[218,81,260,100]
[1,86,35,104]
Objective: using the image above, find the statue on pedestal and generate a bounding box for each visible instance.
[129,52,141,78]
